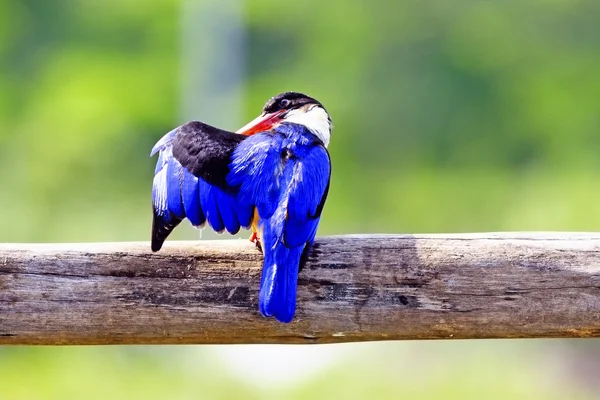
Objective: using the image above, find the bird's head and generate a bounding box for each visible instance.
[236,92,332,147]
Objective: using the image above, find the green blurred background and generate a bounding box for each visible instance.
[1,0,600,398]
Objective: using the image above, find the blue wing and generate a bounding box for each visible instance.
[228,132,285,220]
[284,145,331,247]
[150,122,250,251]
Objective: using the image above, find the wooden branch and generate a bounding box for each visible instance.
[1,233,600,345]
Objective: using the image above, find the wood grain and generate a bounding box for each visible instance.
[1,233,600,345]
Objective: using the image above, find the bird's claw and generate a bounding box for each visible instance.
[250,232,263,253]
[249,231,258,243]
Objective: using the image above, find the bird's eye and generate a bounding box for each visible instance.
[280,99,291,108]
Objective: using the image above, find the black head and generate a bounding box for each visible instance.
[262,92,326,114]
[236,91,331,144]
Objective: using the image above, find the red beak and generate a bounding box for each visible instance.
[236,110,286,136]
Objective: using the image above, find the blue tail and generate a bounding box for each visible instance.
[258,235,304,323]
[257,165,307,323]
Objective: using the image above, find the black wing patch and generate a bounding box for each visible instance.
[171,121,246,190]
[151,207,182,252]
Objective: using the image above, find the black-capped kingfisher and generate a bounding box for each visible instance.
[150,92,332,323]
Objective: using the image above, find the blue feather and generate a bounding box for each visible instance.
[284,217,320,248]
[287,146,330,219]
[253,152,306,322]
[258,231,278,317]
[154,151,166,174]
[199,179,225,233]
[150,128,177,157]
[166,155,185,219]
[236,201,254,229]
[181,169,204,226]
[229,133,284,220]
[259,219,304,323]
[284,147,329,247]
[213,187,240,234]
[152,158,169,221]
[281,246,303,321]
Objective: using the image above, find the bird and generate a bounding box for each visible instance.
[150,92,332,323]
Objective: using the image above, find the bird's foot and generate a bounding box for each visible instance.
[249,232,263,253]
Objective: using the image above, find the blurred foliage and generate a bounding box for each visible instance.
[2,0,600,242]
[0,342,594,400]
[1,0,600,398]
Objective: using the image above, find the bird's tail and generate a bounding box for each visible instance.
[258,230,304,323]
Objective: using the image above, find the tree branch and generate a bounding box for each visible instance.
[1,233,599,344]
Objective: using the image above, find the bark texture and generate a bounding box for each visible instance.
[1,233,599,344]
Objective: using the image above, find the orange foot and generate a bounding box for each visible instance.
[249,232,263,253]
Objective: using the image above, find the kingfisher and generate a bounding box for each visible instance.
[150,92,332,323]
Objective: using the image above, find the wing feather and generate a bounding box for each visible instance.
[180,171,204,227]
[284,145,331,247]
[228,132,284,220]
[172,121,245,189]
[151,121,248,250]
